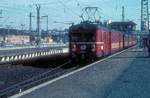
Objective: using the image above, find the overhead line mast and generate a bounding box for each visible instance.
[122,6,125,22]
[141,0,149,47]
[36,4,41,46]
[29,12,34,33]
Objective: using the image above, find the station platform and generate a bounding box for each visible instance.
[11,47,150,98]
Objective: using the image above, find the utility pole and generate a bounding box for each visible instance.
[122,6,125,22]
[141,0,149,47]
[36,4,41,45]
[29,12,34,33]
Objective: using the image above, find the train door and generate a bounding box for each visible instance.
[123,34,125,48]
[119,33,121,50]
[96,29,102,57]
[100,29,106,56]
[105,32,108,55]
[128,34,129,47]
[131,35,133,46]
[101,30,105,56]
[106,31,110,55]
[108,31,111,54]
[120,33,123,49]
[104,31,107,55]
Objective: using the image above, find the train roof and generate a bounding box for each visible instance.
[69,21,110,32]
[109,21,137,26]
[69,22,98,31]
[69,21,127,34]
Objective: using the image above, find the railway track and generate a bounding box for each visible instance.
[0,49,128,98]
[0,51,94,98]
[0,60,78,98]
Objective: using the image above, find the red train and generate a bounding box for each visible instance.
[69,21,136,62]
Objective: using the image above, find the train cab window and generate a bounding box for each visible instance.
[71,33,81,42]
[71,32,95,42]
[84,33,95,42]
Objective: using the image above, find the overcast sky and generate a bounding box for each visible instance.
[0,0,140,30]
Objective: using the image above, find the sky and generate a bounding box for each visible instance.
[0,0,141,30]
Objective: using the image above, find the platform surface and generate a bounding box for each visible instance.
[11,47,150,98]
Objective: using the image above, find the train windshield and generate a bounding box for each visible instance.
[71,33,95,42]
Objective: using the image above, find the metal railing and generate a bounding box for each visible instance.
[0,44,68,56]
[0,43,68,50]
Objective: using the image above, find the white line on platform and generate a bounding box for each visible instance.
[10,46,135,98]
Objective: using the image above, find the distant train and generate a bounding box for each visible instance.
[69,21,136,62]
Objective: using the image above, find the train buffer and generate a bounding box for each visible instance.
[10,46,150,98]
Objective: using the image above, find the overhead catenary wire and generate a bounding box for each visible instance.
[0,0,139,30]
[57,0,80,17]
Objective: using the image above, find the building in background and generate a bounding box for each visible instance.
[0,28,69,46]
[0,28,31,46]
[6,35,30,45]
[109,21,137,34]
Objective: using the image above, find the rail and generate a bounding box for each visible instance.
[0,61,71,98]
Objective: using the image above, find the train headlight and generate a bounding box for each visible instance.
[101,45,104,51]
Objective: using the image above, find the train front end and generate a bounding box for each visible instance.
[69,23,97,62]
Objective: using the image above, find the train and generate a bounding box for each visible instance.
[69,21,136,62]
